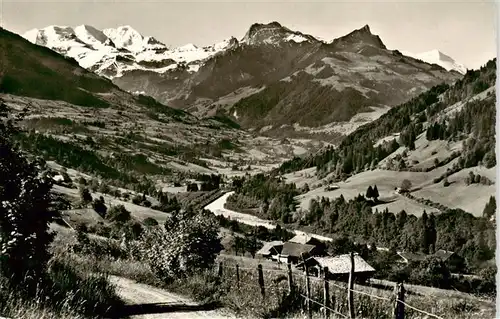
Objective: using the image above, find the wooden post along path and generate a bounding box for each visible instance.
[287,262,294,295]
[257,264,265,298]
[394,283,406,319]
[323,266,330,319]
[348,251,355,319]
[302,253,312,319]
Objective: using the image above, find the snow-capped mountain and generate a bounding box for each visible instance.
[241,22,318,45]
[401,49,467,74]
[22,24,239,78]
[20,22,461,138]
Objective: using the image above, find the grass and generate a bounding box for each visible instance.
[0,248,124,319]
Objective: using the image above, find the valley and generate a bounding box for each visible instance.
[0,8,496,319]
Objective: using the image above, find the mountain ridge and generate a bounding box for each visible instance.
[21,22,462,139]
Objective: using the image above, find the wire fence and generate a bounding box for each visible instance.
[215,257,446,319]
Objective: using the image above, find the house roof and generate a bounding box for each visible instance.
[434,249,455,261]
[288,233,323,245]
[281,242,316,257]
[397,251,427,262]
[314,255,375,275]
[256,241,284,256]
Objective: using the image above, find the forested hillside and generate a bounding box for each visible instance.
[278,58,496,179]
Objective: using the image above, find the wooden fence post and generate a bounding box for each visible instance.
[302,253,312,319]
[257,264,265,298]
[393,283,406,319]
[218,262,223,277]
[236,264,240,290]
[323,266,330,319]
[287,262,294,295]
[348,251,355,319]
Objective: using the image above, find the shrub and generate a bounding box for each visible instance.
[0,103,54,286]
[79,187,92,204]
[140,209,223,283]
[106,205,132,223]
[400,179,412,192]
[143,217,159,226]
[92,196,107,217]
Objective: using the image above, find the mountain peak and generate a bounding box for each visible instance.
[103,25,145,52]
[242,21,316,45]
[401,49,467,74]
[360,24,371,33]
[332,24,386,49]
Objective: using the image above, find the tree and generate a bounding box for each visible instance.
[106,205,131,223]
[143,217,159,227]
[482,196,496,219]
[400,179,412,192]
[0,102,55,286]
[373,185,379,201]
[92,196,107,217]
[366,185,374,199]
[79,187,92,204]
[187,183,199,192]
[141,209,222,282]
[245,232,259,258]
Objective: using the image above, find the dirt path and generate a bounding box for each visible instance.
[109,276,237,318]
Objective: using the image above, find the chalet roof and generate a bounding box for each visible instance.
[397,251,427,262]
[314,255,375,275]
[281,242,316,258]
[256,241,284,256]
[288,233,323,245]
[434,249,455,261]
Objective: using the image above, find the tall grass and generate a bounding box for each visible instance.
[0,231,124,319]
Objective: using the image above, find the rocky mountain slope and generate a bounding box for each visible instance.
[22,23,462,139]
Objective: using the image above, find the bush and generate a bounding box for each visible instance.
[92,196,107,217]
[0,104,55,286]
[140,209,223,283]
[400,179,412,192]
[79,187,92,204]
[106,205,132,223]
[143,217,159,226]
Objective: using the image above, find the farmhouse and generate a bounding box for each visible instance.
[280,242,325,264]
[434,249,466,272]
[288,233,325,246]
[296,254,376,282]
[256,241,284,259]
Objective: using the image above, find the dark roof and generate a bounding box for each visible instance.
[256,241,283,256]
[434,249,455,261]
[281,242,316,258]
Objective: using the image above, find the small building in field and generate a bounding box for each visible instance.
[256,241,284,259]
[434,249,466,272]
[296,254,376,282]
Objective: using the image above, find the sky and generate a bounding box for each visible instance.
[1,0,497,69]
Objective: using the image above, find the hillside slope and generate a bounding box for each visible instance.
[279,58,496,217]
